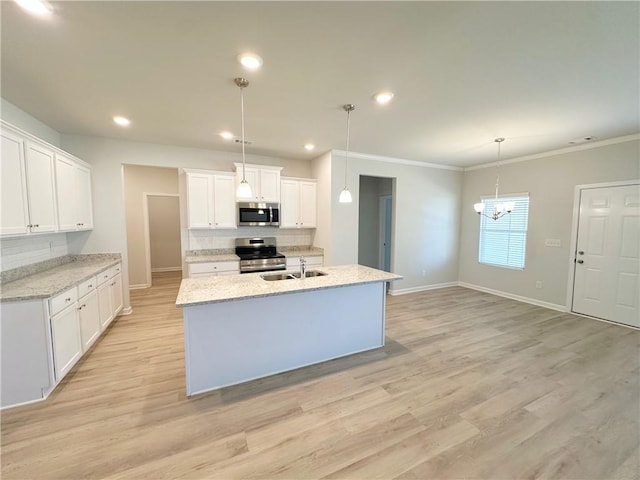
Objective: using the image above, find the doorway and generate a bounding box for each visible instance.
[358,176,394,272]
[570,182,639,327]
[144,194,181,287]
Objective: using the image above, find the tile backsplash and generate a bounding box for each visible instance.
[0,233,69,272]
[188,227,313,250]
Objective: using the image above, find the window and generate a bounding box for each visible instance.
[478,194,530,269]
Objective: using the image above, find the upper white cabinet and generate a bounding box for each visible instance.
[55,153,93,231]
[234,163,282,203]
[280,178,317,229]
[1,128,58,235]
[185,170,236,229]
[0,121,93,237]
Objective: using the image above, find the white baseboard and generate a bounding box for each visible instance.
[129,283,150,290]
[120,306,133,315]
[151,267,182,273]
[458,282,567,312]
[389,282,458,296]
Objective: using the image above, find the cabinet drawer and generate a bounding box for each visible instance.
[78,276,97,298]
[50,287,78,316]
[110,263,122,278]
[97,268,111,285]
[189,261,239,275]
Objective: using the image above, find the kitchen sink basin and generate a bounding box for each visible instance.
[260,273,297,281]
[260,270,328,281]
[291,270,328,279]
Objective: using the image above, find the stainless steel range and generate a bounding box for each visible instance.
[235,237,286,274]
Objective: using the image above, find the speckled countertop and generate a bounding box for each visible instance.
[0,254,122,302]
[184,246,324,264]
[176,264,401,307]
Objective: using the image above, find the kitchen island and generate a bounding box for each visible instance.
[175,264,401,396]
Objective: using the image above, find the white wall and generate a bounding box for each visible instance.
[459,138,640,308]
[1,98,61,147]
[311,151,333,263]
[327,152,463,294]
[61,134,313,309]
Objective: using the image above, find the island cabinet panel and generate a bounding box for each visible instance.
[182,282,386,396]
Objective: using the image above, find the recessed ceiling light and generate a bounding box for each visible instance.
[373,92,394,105]
[568,135,597,145]
[113,116,131,127]
[220,131,234,140]
[238,53,263,70]
[13,0,52,16]
[304,144,315,151]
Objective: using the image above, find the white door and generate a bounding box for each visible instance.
[0,130,29,235]
[259,169,280,202]
[78,290,100,351]
[212,175,237,228]
[55,155,78,231]
[76,164,93,229]
[280,180,299,228]
[299,181,317,228]
[50,304,82,380]
[572,184,640,327]
[110,273,123,317]
[97,282,113,331]
[24,141,57,233]
[187,173,213,228]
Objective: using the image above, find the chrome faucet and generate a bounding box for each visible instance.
[299,256,307,278]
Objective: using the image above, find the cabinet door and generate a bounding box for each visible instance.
[280,180,300,228]
[0,130,29,236]
[213,175,237,228]
[24,141,57,233]
[110,273,123,317]
[97,282,113,331]
[187,173,214,228]
[50,304,82,381]
[78,290,100,352]
[55,154,78,231]
[260,169,280,202]
[298,181,317,228]
[76,164,93,230]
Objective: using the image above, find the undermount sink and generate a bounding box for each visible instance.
[291,270,328,279]
[260,270,328,281]
[260,273,297,281]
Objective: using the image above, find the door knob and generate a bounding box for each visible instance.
[578,251,584,255]
[577,259,584,264]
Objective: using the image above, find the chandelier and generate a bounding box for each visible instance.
[473,137,515,220]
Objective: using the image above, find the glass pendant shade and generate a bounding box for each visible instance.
[474,202,485,213]
[237,179,252,199]
[473,138,515,220]
[339,188,353,204]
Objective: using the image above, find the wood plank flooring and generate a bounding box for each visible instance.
[1,271,638,479]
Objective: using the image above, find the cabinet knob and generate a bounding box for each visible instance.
[65,297,71,302]
[88,284,93,288]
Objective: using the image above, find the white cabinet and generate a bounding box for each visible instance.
[1,121,93,237]
[234,164,282,202]
[50,302,82,381]
[78,289,100,352]
[0,128,57,236]
[188,260,240,278]
[286,255,323,270]
[97,282,113,331]
[110,273,123,316]
[186,171,236,229]
[280,178,317,228]
[55,153,93,231]
[97,264,123,331]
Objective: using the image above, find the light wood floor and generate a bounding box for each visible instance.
[2,271,638,479]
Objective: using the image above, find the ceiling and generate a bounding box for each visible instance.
[1,1,638,168]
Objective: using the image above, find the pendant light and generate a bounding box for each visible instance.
[235,77,253,199]
[473,137,515,220]
[338,104,355,204]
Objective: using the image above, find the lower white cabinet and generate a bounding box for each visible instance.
[188,261,240,278]
[50,303,82,381]
[0,261,125,408]
[78,289,100,352]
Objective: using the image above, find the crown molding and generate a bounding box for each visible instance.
[464,133,640,171]
[331,150,463,172]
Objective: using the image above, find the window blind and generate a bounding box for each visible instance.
[478,194,530,269]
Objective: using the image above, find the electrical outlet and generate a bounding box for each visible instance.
[535,281,543,289]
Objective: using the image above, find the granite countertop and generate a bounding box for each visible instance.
[184,253,240,264]
[176,264,401,307]
[0,255,121,302]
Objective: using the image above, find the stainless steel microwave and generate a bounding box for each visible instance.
[237,202,280,226]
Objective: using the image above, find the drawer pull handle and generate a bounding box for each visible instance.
[88,284,93,288]
[65,297,71,302]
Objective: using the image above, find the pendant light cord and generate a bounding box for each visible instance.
[344,108,351,188]
[240,85,247,182]
[493,138,504,203]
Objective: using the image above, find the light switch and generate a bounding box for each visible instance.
[545,238,561,247]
